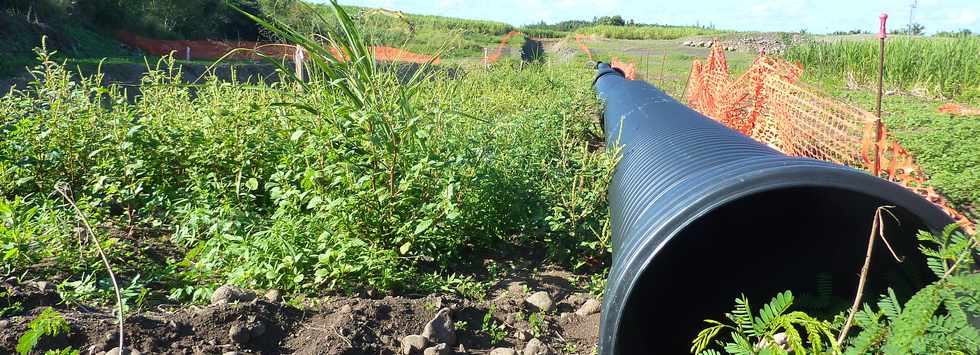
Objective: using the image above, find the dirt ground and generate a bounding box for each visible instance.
[0,264,601,355]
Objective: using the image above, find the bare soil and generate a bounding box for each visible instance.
[0,265,600,354]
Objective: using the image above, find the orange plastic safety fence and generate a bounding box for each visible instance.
[574,34,594,61]
[687,44,975,233]
[938,103,980,116]
[573,35,636,80]
[482,31,524,64]
[115,31,439,64]
[611,57,636,80]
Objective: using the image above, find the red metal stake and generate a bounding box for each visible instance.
[874,13,888,176]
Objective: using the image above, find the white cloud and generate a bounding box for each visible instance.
[438,0,465,9]
[947,9,978,26]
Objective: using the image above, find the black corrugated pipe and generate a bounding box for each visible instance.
[593,62,955,354]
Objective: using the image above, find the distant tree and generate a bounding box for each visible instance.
[628,19,635,26]
[596,15,625,26]
[831,29,870,35]
[934,28,974,37]
[908,23,925,35]
[890,23,926,36]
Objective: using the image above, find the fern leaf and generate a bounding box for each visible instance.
[878,288,903,322]
[844,322,888,355]
[691,320,726,354]
[756,291,794,334]
[733,294,758,337]
[854,303,881,328]
[881,283,943,354]
[776,316,806,354]
[724,333,755,355]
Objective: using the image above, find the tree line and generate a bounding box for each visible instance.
[2,0,314,40]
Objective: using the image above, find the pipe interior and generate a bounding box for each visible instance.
[617,186,933,353]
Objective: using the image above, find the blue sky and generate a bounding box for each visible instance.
[325,0,980,34]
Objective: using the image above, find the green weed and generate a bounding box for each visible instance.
[16,307,71,355]
[482,304,508,345]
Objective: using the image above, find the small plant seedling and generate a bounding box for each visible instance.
[528,311,545,338]
[453,320,468,331]
[482,305,508,345]
[0,289,23,317]
[562,343,578,354]
[16,307,71,355]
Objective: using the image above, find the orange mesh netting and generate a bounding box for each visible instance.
[574,34,594,61]
[611,57,636,80]
[482,31,523,64]
[573,34,635,79]
[115,31,439,64]
[686,44,975,233]
[938,103,980,116]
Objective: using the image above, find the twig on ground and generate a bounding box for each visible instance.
[56,184,126,352]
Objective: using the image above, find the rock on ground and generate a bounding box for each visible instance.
[228,324,250,344]
[575,299,601,316]
[264,289,282,303]
[525,291,553,312]
[423,343,449,355]
[489,348,517,355]
[105,347,142,355]
[211,285,256,305]
[421,308,456,345]
[401,334,428,355]
[524,338,550,355]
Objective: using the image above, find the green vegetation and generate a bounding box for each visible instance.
[577,24,727,40]
[16,307,72,355]
[785,36,980,100]
[691,291,840,354]
[483,304,508,345]
[352,7,515,58]
[0,3,612,305]
[692,225,979,354]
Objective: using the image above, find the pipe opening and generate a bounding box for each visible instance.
[617,186,933,353]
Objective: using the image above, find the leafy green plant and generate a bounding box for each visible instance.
[482,304,508,345]
[16,307,70,355]
[562,343,579,354]
[843,225,979,354]
[0,288,23,317]
[528,311,546,338]
[43,349,79,355]
[691,291,840,354]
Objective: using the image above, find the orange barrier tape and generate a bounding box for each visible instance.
[574,34,594,61]
[687,44,975,233]
[573,34,635,80]
[482,31,524,64]
[939,103,980,116]
[611,57,636,80]
[115,31,439,64]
